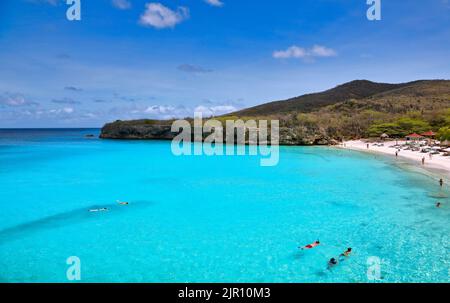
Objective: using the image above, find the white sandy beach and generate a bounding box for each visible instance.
[342,140,450,177]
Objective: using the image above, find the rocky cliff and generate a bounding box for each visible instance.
[100,121,175,140]
[100,120,338,146]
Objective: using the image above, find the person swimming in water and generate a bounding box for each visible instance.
[439,179,444,188]
[116,200,129,205]
[436,202,442,208]
[327,258,338,270]
[340,248,352,258]
[89,208,109,213]
[299,240,320,250]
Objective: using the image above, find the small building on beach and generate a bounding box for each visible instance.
[420,131,436,138]
[406,133,424,141]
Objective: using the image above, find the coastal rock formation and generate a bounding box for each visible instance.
[100,120,337,146]
[100,121,176,140]
[278,126,336,145]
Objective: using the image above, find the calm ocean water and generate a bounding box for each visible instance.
[0,129,448,283]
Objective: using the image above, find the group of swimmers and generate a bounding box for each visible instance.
[436,179,445,208]
[328,248,352,269]
[89,200,130,212]
[299,240,352,270]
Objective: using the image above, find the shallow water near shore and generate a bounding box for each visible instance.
[0,129,449,283]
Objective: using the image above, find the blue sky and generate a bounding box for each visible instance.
[0,0,449,127]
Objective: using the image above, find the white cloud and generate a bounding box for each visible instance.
[273,45,337,60]
[49,107,74,114]
[139,3,189,29]
[141,103,237,119]
[0,93,27,106]
[112,0,131,10]
[273,46,307,59]
[83,113,97,118]
[194,105,237,117]
[145,105,176,115]
[309,45,337,57]
[0,92,38,107]
[204,0,224,7]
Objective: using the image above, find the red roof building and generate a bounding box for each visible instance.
[420,131,436,137]
[406,133,424,140]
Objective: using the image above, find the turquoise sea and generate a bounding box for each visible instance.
[0,129,448,283]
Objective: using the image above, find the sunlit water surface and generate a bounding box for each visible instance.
[0,129,448,282]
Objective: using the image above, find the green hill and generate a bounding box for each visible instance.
[101,79,450,145]
[225,79,450,141]
[233,80,410,116]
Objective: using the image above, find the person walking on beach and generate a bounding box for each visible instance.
[395,151,398,158]
[429,153,433,160]
[367,144,370,149]
[422,157,425,165]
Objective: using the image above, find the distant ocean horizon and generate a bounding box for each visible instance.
[0,129,448,283]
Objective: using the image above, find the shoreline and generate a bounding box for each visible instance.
[340,140,450,180]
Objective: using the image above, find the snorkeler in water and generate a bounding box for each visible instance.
[340,248,352,258]
[116,200,130,206]
[299,240,320,250]
[89,208,109,213]
[327,258,338,270]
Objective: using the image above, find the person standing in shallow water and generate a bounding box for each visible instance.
[440,179,444,188]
